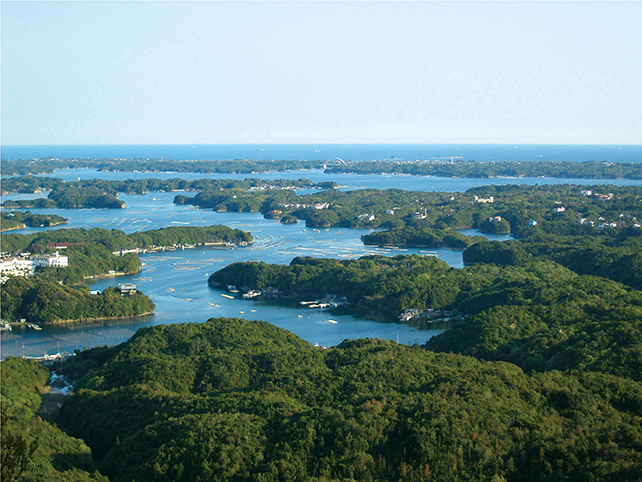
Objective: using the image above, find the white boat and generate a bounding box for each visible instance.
[221,294,234,299]
[323,319,338,324]
[208,303,220,307]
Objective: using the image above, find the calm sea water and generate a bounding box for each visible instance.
[3,143,642,163]
[2,152,641,359]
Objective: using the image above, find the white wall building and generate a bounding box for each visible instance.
[0,252,68,282]
[31,252,69,268]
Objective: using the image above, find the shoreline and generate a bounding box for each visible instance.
[0,223,27,232]
[43,310,155,325]
[7,310,156,327]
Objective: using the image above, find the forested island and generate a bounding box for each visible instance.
[2,183,125,209]
[3,156,642,179]
[3,162,642,480]
[1,211,68,232]
[0,158,321,177]
[0,225,251,324]
[0,176,337,211]
[361,227,486,248]
[4,317,642,481]
[175,183,642,235]
[324,158,642,179]
[1,278,155,324]
[2,225,252,256]
[0,175,336,196]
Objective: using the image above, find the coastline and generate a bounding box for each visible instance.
[43,310,155,325]
[8,310,155,327]
[0,223,27,232]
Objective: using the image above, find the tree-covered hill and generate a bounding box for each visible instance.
[1,211,68,232]
[208,255,642,381]
[362,226,486,249]
[1,278,155,324]
[1,175,331,196]
[3,156,642,179]
[324,159,642,180]
[56,318,642,481]
[1,225,252,254]
[1,357,109,481]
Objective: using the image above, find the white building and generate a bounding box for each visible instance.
[31,252,68,268]
[0,257,34,276]
[0,252,68,282]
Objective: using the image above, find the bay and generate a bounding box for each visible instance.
[2,164,641,359]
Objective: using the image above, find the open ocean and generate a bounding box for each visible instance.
[2,144,641,163]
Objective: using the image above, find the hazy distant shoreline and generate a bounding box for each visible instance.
[3,143,641,164]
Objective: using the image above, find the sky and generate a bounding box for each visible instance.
[1,1,641,146]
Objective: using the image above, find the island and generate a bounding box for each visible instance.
[2,156,642,179]
[0,225,253,324]
[1,211,68,232]
[1,278,155,324]
[3,167,642,482]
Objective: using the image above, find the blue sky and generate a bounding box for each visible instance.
[2,1,641,145]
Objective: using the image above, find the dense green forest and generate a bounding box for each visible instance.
[0,158,321,177]
[362,227,486,249]
[13,318,630,481]
[209,254,642,380]
[175,184,642,236]
[1,175,335,196]
[4,167,642,480]
[1,225,252,255]
[1,211,68,232]
[2,183,125,209]
[1,357,109,481]
[3,156,642,179]
[324,159,642,179]
[1,278,155,324]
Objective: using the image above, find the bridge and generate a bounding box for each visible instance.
[322,157,347,169]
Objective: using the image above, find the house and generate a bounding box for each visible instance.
[474,196,494,204]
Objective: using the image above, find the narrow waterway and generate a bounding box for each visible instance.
[2,170,529,358]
